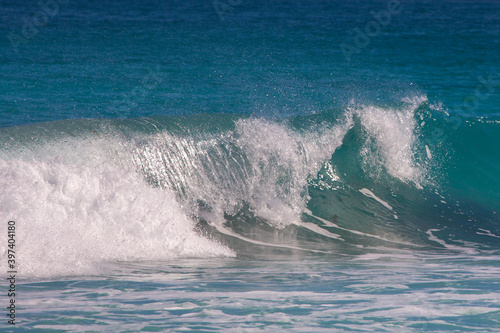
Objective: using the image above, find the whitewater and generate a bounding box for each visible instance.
[2,99,499,331]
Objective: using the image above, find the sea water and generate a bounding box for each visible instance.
[1,0,499,331]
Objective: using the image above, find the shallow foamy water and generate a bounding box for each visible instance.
[17,254,500,332]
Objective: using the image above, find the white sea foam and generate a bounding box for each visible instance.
[133,117,352,229]
[0,138,234,277]
[359,188,393,210]
[0,102,432,277]
[19,257,500,332]
[477,228,500,238]
[213,224,330,253]
[303,209,420,247]
[0,117,354,277]
[426,229,479,254]
[350,96,427,187]
[234,118,351,226]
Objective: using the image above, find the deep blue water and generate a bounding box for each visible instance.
[1,0,500,331]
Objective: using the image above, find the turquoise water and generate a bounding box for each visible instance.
[17,257,500,332]
[1,0,500,331]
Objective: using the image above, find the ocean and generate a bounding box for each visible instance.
[1,0,500,331]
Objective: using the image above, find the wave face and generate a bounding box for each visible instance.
[1,97,499,277]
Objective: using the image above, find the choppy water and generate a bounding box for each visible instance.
[18,256,500,332]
